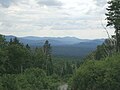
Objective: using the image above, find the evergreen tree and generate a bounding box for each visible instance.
[6,44,28,74]
[106,0,120,52]
[13,37,20,44]
[9,37,23,46]
[26,44,30,50]
[0,35,8,74]
[0,34,7,48]
[43,40,53,75]
[9,38,13,45]
[43,40,51,58]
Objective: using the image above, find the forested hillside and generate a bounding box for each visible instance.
[5,35,104,58]
[0,35,81,90]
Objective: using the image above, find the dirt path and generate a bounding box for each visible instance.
[58,84,68,90]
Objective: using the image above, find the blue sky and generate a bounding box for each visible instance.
[0,0,114,39]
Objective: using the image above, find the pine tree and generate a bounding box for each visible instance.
[43,40,51,57]
[0,34,7,48]
[9,38,13,45]
[13,37,20,44]
[106,0,120,52]
[26,44,30,50]
[43,40,53,75]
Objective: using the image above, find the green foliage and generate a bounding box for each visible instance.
[106,0,120,52]
[70,53,120,90]
[0,35,7,48]
[95,44,108,60]
[53,57,81,80]
[43,40,53,75]
[0,68,61,90]
[0,48,8,74]
[1,74,18,90]
[0,35,79,89]
[0,77,3,90]
[16,68,47,90]
[31,48,45,69]
[0,35,8,74]
[85,39,116,60]
[6,44,29,73]
[106,0,120,28]
[0,34,83,90]
[45,74,61,90]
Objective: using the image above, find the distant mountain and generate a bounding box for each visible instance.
[5,36,94,46]
[72,39,104,47]
[5,35,105,58]
[5,35,44,46]
[5,35,16,41]
[21,36,89,46]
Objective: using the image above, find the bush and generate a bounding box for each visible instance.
[69,53,120,90]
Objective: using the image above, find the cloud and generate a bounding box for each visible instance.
[37,0,63,7]
[95,0,107,7]
[0,0,114,39]
[0,0,19,8]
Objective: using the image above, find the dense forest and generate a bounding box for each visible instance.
[0,34,81,90]
[0,0,120,90]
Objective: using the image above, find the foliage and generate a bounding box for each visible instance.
[0,68,61,90]
[0,34,81,89]
[69,53,120,90]
[85,38,116,60]
[106,0,120,52]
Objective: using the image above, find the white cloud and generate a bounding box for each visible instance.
[0,0,114,39]
[37,0,63,7]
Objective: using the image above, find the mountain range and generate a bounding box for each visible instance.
[5,35,105,58]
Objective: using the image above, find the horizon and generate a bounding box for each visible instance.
[1,28,114,39]
[4,34,107,40]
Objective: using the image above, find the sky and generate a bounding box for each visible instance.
[0,0,114,39]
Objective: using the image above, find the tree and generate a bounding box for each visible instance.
[0,35,8,74]
[106,0,120,52]
[33,48,46,69]
[0,49,8,74]
[13,37,20,45]
[9,37,23,47]
[0,34,7,48]
[43,40,52,58]
[26,44,30,50]
[69,53,120,90]
[6,44,29,74]
[43,40,53,75]
[1,74,18,90]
